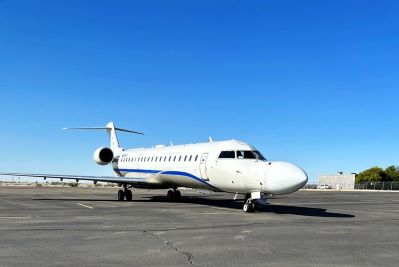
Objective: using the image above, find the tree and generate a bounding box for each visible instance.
[385,166,399,181]
[356,167,386,183]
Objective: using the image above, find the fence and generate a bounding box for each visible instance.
[302,182,399,190]
[355,182,399,191]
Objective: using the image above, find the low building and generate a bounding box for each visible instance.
[318,172,356,190]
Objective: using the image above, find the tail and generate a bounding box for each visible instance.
[63,122,144,152]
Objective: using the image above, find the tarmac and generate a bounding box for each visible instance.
[0,187,398,267]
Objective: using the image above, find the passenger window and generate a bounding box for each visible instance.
[195,155,198,161]
[184,155,187,161]
[169,156,172,161]
[218,151,236,159]
[189,155,192,161]
[179,156,182,161]
[174,156,176,161]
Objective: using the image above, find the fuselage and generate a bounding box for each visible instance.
[112,140,308,195]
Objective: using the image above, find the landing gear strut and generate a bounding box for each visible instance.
[117,184,132,201]
[166,188,182,202]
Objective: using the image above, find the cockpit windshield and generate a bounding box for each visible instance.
[218,151,236,158]
[218,150,267,161]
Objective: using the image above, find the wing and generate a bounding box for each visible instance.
[0,172,148,186]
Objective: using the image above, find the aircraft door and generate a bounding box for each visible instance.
[199,153,209,181]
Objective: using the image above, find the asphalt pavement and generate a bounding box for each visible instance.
[0,187,398,266]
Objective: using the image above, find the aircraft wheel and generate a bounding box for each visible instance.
[243,199,255,213]
[174,190,182,201]
[117,190,125,201]
[167,190,174,201]
[253,201,259,211]
[251,202,257,211]
[125,190,132,201]
[243,201,250,212]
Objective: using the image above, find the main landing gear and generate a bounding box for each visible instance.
[166,188,182,202]
[117,184,133,201]
[243,194,260,213]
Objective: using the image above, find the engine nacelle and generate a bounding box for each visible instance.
[93,147,114,165]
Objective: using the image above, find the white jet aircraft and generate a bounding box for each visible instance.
[0,122,308,213]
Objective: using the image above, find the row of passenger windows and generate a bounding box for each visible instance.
[120,154,199,163]
[218,150,267,160]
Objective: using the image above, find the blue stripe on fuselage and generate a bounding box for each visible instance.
[115,168,215,188]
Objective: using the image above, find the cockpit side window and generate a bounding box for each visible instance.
[253,150,267,161]
[218,151,236,159]
[237,150,256,159]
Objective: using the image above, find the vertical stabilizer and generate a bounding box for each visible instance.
[105,122,121,152]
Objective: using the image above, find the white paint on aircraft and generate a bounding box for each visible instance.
[0,122,308,213]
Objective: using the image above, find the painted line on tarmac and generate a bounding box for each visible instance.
[189,212,232,215]
[76,203,94,209]
[0,216,31,219]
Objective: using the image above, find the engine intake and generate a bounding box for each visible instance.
[93,147,114,165]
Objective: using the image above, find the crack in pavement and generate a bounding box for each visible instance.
[143,230,196,266]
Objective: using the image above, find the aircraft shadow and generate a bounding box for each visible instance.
[147,196,354,218]
[34,196,354,218]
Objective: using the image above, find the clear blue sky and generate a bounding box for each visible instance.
[0,0,398,182]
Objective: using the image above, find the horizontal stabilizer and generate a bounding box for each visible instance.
[63,126,144,135]
[63,122,144,152]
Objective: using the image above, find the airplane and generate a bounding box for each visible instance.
[0,122,308,213]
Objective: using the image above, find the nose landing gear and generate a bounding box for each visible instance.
[243,194,260,213]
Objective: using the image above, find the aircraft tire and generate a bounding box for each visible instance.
[254,201,260,211]
[251,202,257,212]
[167,190,174,201]
[125,190,132,201]
[243,199,255,213]
[118,190,125,201]
[243,200,250,212]
[174,190,182,201]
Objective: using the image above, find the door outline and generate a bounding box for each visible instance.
[199,153,209,181]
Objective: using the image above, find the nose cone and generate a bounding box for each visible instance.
[264,161,308,194]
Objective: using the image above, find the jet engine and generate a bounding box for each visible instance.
[93,147,114,165]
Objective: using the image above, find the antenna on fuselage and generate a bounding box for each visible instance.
[208,137,213,143]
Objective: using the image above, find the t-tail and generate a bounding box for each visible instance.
[63,122,143,165]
